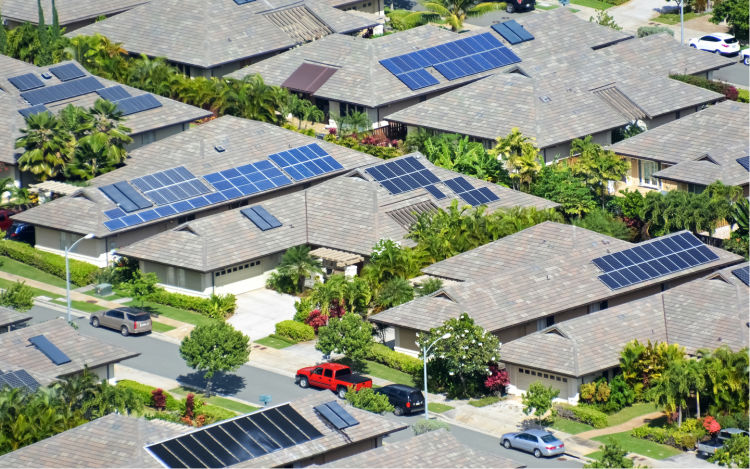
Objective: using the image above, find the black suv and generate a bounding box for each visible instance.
[506,0,535,13]
[374,384,425,416]
[5,222,35,246]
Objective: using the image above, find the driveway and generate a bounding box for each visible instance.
[228,288,298,341]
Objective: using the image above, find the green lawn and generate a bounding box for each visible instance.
[569,7,581,12]
[535,3,559,9]
[89,291,128,301]
[592,431,682,459]
[570,0,612,9]
[151,322,176,333]
[551,416,594,435]
[468,396,501,407]
[652,11,707,24]
[0,277,60,299]
[363,360,416,386]
[428,402,454,413]
[125,300,214,327]
[51,298,105,313]
[255,335,296,349]
[585,450,604,460]
[167,386,259,414]
[0,256,67,288]
[606,403,659,427]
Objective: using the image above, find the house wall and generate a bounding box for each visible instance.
[614,156,680,195]
[338,0,383,14]
[504,364,578,403]
[0,164,20,187]
[127,123,190,151]
[393,326,419,356]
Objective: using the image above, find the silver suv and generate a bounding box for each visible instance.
[90,307,152,336]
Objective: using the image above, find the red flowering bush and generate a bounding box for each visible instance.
[703,416,721,435]
[305,309,327,332]
[484,365,509,394]
[328,127,337,135]
[184,393,195,419]
[151,388,166,410]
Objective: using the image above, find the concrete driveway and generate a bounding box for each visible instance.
[228,288,298,341]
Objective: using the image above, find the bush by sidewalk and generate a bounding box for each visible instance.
[366,343,422,375]
[556,403,609,429]
[0,240,98,286]
[275,320,315,342]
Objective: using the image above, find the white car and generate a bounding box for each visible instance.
[689,33,740,56]
[741,49,749,66]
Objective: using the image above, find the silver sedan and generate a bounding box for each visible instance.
[501,429,565,458]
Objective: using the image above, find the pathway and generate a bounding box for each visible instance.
[576,411,664,439]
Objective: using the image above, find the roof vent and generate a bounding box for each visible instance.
[539,96,551,103]
[214,145,226,153]
[41,72,52,80]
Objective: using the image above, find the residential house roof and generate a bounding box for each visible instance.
[12,116,380,238]
[500,262,750,377]
[70,0,376,70]
[0,306,32,329]
[1,0,148,27]
[653,142,749,188]
[0,55,211,166]
[117,154,557,271]
[320,429,515,468]
[0,318,139,386]
[0,413,187,467]
[370,222,744,333]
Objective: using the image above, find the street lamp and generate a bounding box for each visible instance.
[422,332,451,420]
[66,233,95,323]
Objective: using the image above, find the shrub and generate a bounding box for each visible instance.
[484,365,509,395]
[344,387,394,414]
[716,412,749,431]
[152,388,167,409]
[595,381,611,403]
[275,320,314,342]
[0,281,34,311]
[413,419,450,435]
[0,239,98,286]
[293,297,313,322]
[631,419,706,450]
[580,382,597,402]
[147,289,236,319]
[266,271,296,294]
[602,375,635,413]
[199,403,237,423]
[556,404,608,428]
[366,343,423,375]
[637,25,674,37]
[115,380,180,411]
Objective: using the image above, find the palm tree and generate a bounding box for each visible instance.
[15,111,72,180]
[219,75,278,123]
[685,358,705,419]
[649,360,691,426]
[374,276,414,310]
[335,111,371,136]
[85,99,132,167]
[571,135,630,204]
[420,0,505,32]
[278,245,323,293]
[298,99,324,130]
[491,128,541,191]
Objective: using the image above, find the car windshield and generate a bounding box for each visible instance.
[725,37,738,44]
[127,313,150,321]
[409,391,424,400]
[336,368,351,377]
[541,435,558,443]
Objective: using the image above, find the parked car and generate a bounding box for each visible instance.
[90,307,152,336]
[373,384,425,416]
[295,363,372,398]
[501,429,565,458]
[0,210,18,232]
[4,222,35,245]
[506,0,535,13]
[689,33,740,56]
[697,428,749,457]
[741,49,749,66]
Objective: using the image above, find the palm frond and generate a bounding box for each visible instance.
[467,2,506,16]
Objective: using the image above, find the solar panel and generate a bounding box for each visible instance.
[442,177,499,206]
[491,22,522,44]
[28,335,71,365]
[21,76,104,105]
[313,401,359,430]
[241,206,282,231]
[115,94,162,115]
[234,0,256,3]
[8,73,44,91]
[18,105,49,118]
[0,370,40,393]
[424,184,446,200]
[594,232,720,290]
[732,266,749,286]
[503,19,534,42]
[364,156,440,195]
[49,63,86,81]
[96,85,131,102]
[132,167,210,206]
[737,156,749,171]
[99,182,152,212]
[114,181,153,209]
[268,143,343,182]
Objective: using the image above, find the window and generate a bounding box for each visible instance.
[106,310,124,319]
[562,378,567,382]
[556,376,561,381]
[519,368,524,373]
[638,160,661,187]
[546,316,555,328]
[340,102,365,116]
[687,183,706,194]
[323,369,333,378]
[531,371,536,376]
[524,369,530,374]
[543,374,549,379]
[588,300,608,314]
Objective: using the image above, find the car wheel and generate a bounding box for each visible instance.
[534,449,542,458]
[503,439,512,449]
[337,387,348,399]
[120,326,129,337]
[394,406,404,416]
[690,44,697,48]
[506,3,514,12]
[91,317,99,328]
[744,56,749,65]
[298,376,309,388]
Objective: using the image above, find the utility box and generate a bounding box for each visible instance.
[95,283,113,297]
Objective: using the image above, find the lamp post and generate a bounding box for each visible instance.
[65,233,95,323]
[422,332,451,420]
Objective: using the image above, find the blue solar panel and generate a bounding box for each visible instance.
[115,94,162,115]
[268,143,343,181]
[491,22,523,44]
[732,266,749,286]
[8,73,44,91]
[28,335,71,365]
[314,401,359,430]
[395,69,439,90]
[96,86,131,102]
[594,232,720,290]
[132,167,210,206]
[503,19,534,42]
[49,63,86,81]
[241,206,282,231]
[234,0,256,3]
[365,156,441,195]
[0,369,40,393]
[21,76,104,105]
[737,156,749,171]
[104,208,126,220]
[18,105,49,118]
[442,177,499,206]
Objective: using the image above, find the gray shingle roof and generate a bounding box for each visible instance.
[12,116,380,238]
[0,306,32,329]
[1,0,147,26]
[653,142,749,187]
[320,429,515,468]
[0,319,139,386]
[117,154,558,270]
[0,413,186,467]
[70,0,375,69]
[500,262,750,377]
[370,223,744,333]
[0,55,211,165]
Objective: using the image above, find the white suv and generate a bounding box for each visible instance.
[689,33,740,56]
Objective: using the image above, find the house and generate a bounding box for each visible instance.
[608,100,749,195]
[499,263,749,402]
[369,222,744,356]
[11,116,380,267]
[0,306,32,332]
[227,8,631,130]
[385,44,724,162]
[0,318,139,385]
[319,0,384,14]
[320,428,515,468]
[70,0,377,78]
[1,0,147,32]
[116,154,557,296]
[0,55,211,185]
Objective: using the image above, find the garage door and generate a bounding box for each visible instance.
[515,367,570,401]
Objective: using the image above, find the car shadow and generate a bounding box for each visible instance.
[176,371,246,395]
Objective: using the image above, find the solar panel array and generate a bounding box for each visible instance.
[732,266,749,286]
[204,160,292,198]
[379,32,521,90]
[49,63,86,82]
[100,181,153,213]
[131,167,210,206]
[364,156,440,195]
[491,20,534,45]
[8,73,44,91]
[116,94,163,115]
[96,85,131,102]
[28,335,71,365]
[443,176,500,206]
[146,403,323,468]
[424,184,446,200]
[737,156,749,171]
[18,105,49,118]
[268,143,344,181]
[241,206,282,231]
[314,401,359,430]
[0,369,40,393]
[21,76,104,105]
[593,232,720,291]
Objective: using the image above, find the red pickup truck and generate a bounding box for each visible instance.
[295,363,372,398]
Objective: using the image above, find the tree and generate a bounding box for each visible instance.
[531,163,597,218]
[619,339,685,397]
[179,322,250,396]
[373,277,414,310]
[84,99,132,165]
[572,208,633,240]
[316,313,373,370]
[420,0,505,31]
[585,439,634,468]
[589,8,622,30]
[416,313,500,398]
[709,434,750,468]
[571,135,630,204]
[711,0,749,42]
[335,111,372,135]
[15,111,71,181]
[277,245,323,293]
[420,133,510,185]
[522,381,559,423]
[415,277,443,297]
[697,346,749,415]
[490,128,542,191]
[0,281,35,311]
[123,271,159,307]
[648,360,692,426]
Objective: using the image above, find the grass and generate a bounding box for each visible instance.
[335,357,416,386]
[428,402,454,413]
[151,322,176,333]
[51,298,105,313]
[468,396,501,407]
[535,3,559,9]
[606,402,660,427]
[652,11,707,24]
[255,335,296,349]
[570,0,612,9]
[570,8,581,12]
[592,431,682,459]
[89,290,128,300]
[738,88,748,103]
[167,386,259,414]
[586,450,604,460]
[0,256,67,288]
[0,277,60,299]
[551,416,595,434]
[125,299,214,327]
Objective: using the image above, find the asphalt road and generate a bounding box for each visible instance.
[713,62,749,88]
[29,305,583,468]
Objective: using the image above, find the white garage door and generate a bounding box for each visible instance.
[515,367,570,401]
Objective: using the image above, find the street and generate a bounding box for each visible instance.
[28,304,583,468]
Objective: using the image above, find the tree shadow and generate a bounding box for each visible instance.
[176,371,246,396]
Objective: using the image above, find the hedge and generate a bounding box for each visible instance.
[631,420,705,450]
[200,403,238,422]
[0,239,98,286]
[413,419,450,435]
[275,320,314,342]
[116,380,180,411]
[147,289,236,318]
[555,403,608,428]
[637,25,674,37]
[670,74,739,101]
[366,343,422,375]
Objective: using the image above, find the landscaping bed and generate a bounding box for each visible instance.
[591,431,683,459]
[652,11,707,24]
